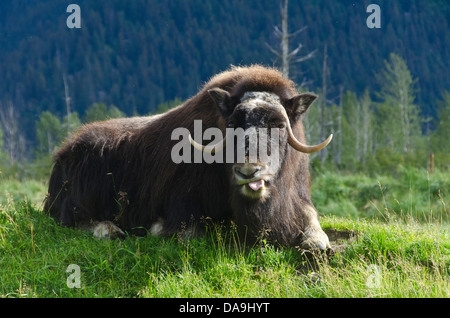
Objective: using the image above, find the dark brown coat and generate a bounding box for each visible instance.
[44,65,319,246]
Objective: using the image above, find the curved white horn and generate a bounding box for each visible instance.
[188,134,226,154]
[282,109,333,153]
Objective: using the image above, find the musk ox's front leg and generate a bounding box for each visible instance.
[299,205,330,251]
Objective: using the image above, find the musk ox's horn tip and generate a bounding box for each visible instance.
[313,133,333,153]
[188,134,206,152]
[188,133,224,154]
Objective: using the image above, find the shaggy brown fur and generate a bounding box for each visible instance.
[44,65,326,247]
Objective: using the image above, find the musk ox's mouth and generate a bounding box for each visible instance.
[241,180,267,199]
[246,179,265,191]
[232,164,272,198]
[234,176,270,198]
[235,176,268,188]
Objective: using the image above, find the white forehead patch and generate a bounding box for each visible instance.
[240,91,281,105]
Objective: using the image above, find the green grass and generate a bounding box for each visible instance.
[0,168,448,298]
[0,202,448,298]
[0,178,47,208]
[312,166,449,222]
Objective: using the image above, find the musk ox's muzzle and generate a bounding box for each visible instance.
[233,163,271,198]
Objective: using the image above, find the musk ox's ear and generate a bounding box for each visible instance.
[208,88,232,116]
[285,93,318,119]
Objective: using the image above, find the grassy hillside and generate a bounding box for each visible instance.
[312,167,449,223]
[0,169,448,298]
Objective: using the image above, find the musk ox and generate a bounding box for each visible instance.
[44,65,332,250]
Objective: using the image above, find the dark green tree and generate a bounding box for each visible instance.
[84,103,125,123]
[431,91,450,170]
[151,98,183,115]
[35,111,64,156]
[375,53,422,154]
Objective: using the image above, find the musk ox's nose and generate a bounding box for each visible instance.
[234,164,263,179]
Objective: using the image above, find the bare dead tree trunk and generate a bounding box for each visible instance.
[355,101,361,162]
[63,73,71,135]
[280,0,289,77]
[361,115,369,164]
[329,104,336,162]
[266,0,316,80]
[425,116,432,171]
[335,85,343,165]
[372,130,377,155]
[360,90,371,164]
[0,100,23,166]
[320,44,328,164]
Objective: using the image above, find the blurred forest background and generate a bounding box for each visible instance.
[0,0,449,179]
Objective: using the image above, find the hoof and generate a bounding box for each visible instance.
[92,221,125,240]
[300,229,331,251]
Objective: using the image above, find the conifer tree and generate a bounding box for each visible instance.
[376,53,421,153]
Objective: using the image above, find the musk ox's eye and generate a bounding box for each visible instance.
[269,118,286,129]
